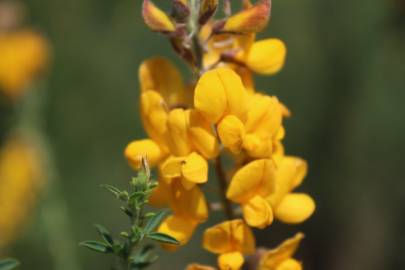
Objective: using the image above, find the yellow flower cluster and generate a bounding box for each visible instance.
[125,0,316,269]
[0,30,49,99]
[187,232,304,270]
[0,137,43,249]
[125,61,314,238]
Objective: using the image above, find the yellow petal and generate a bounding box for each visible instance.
[160,156,183,178]
[181,152,209,184]
[242,195,273,228]
[218,252,244,270]
[169,182,209,222]
[227,159,275,203]
[142,0,176,32]
[267,156,308,207]
[158,215,197,248]
[279,102,292,118]
[124,139,164,169]
[189,110,220,159]
[258,233,304,270]
[288,158,308,190]
[222,0,271,33]
[203,222,234,254]
[231,220,256,255]
[217,68,248,119]
[140,91,168,143]
[246,39,287,75]
[194,69,227,123]
[186,264,216,270]
[245,95,282,137]
[275,259,302,270]
[194,68,247,123]
[242,134,272,158]
[139,57,185,106]
[217,115,246,154]
[180,177,195,190]
[272,140,285,165]
[203,219,255,255]
[274,193,315,224]
[167,108,192,156]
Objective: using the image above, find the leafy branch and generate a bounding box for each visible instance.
[80,159,179,270]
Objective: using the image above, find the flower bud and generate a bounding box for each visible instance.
[199,0,218,25]
[142,0,175,33]
[222,0,271,33]
[172,0,190,23]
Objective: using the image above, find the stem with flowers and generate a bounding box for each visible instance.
[85,1,316,269]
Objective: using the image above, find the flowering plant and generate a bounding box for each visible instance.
[85,1,315,269]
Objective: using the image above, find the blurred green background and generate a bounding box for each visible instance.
[1,0,405,269]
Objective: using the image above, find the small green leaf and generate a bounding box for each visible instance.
[143,210,167,234]
[80,241,113,253]
[146,232,180,245]
[0,258,20,270]
[101,184,121,197]
[94,224,114,245]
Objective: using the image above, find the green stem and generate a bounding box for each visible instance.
[188,0,203,73]
[215,155,234,220]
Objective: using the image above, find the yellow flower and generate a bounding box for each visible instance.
[150,177,208,248]
[226,159,275,228]
[125,58,219,168]
[160,151,208,190]
[200,21,286,76]
[194,67,248,124]
[218,93,284,158]
[203,219,255,270]
[241,38,287,75]
[139,57,188,107]
[195,68,287,159]
[258,233,304,270]
[200,22,255,69]
[0,138,43,248]
[266,157,315,224]
[0,30,49,99]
